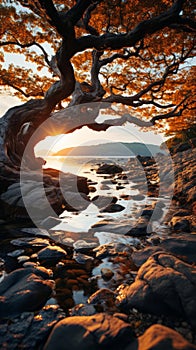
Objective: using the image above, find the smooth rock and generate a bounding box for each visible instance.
[7,249,25,257]
[132,246,164,267]
[21,227,50,237]
[117,252,196,328]
[73,240,98,253]
[44,313,134,350]
[0,267,54,318]
[37,246,67,261]
[73,252,94,264]
[127,217,152,237]
[170,216,190,232]
[88,288,115,306]
[92,195,117,208]
[97,163,123,174]
[94,242,133,259]
[11,237,49,247]
[100,203,125,213]
[101,268,114,280]
[160,235,196,263]
[100,183,110,190]
[69,304,96,317]
[40,216,62,229]
[131,194,145,201]
[94,232,140,247]
[91,219,132,235]
[62,191,90,212]
[126,324,196,350]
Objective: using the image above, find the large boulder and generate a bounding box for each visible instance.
[0,267,54,318]
[43,168,89,195]
[160,235,196,264]
[117,252,196,329]
[126,324,196,350]
[0,169,89,220]
[44,313,134,350]
[132,235,196,267]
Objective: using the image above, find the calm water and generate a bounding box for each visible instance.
[42,156,170,242]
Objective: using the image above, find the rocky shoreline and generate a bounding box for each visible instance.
[0,147,195,349]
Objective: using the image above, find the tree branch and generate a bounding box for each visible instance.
[169,17,196,32]
[150,95,190,124]
[37,0,98,37]
[82,1,102,36]
[76,0,186,52]
[0,40,51,66]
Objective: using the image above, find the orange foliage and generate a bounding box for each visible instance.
[0,0,195,133]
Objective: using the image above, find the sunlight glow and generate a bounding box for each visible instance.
[35,124,165,157]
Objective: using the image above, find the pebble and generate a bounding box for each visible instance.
[17,255,30,263]
[101,268,114,280]
[8,249,25,257]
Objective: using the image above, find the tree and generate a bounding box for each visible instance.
[0,0,195,171]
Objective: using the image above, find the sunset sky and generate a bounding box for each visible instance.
[0,92,166,157]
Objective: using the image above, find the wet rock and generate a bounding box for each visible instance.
[120,194,131,200]
[43,169,89,195]
[160,235,196,264]
[127,217,151,237]
[170,216,191,232]
[23,261,38,268]
[141,203,164,221]
[100,203,125,213]
[101,268,114,280]
[44,313,134,350]
[73,252,94,264]
[117,252,196,328]
[100,183,110,190]
[0,169,89,220]
[37,246,67,261]
[88,186,96,193]
[40,216,62,229]
[0,305,65,350]
[133,235,196,267]
[73,240,98,253]
[21,227,50,237]
[88,289,116,310]
[126,324,196,350]
[132,246,164,267]
[94,242,133,259]
[97,163,123,174]
[130,194,145,201]
[0,267,54,318]
[11,237,49,247]
[62,191,90,212]
[0,258,5,267]
[0,181,63,220]
[94,232,140,247]
[116,185,125,190]
[172,209,191,217]
[69,304,96,317]
[141,208,154,218]
[92,195,117,208]
[7,249,25,257]
[17,255,30,263]
[91,219,132,235]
